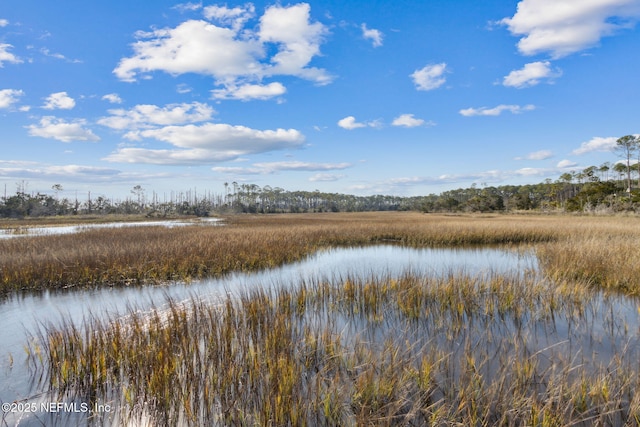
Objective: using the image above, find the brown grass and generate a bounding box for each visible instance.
[2,212,640,295]
[17,211,640,425]
[36,273,640,426]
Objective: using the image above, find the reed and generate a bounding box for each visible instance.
[10,211,640,424]
[37,271,640,426]
[5,211,634,295]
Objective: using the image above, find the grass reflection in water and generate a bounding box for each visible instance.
[37,271,640,426]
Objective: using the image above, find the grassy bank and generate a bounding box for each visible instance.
[2,212,640,295]
[36,273,640,426]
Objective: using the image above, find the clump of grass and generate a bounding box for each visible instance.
[538,233,640,294]
[37,271,640,426]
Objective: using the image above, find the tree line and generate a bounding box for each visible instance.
[2,135,638,218]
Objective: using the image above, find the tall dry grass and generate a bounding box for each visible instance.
[16,212,640,425]
[534,215,640,294]
[37,273,640,426]
[3,211,640,295]
[0,212,560,295]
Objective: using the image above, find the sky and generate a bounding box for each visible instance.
[1,0,639,200]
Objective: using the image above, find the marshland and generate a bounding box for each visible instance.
[2,212,640,426]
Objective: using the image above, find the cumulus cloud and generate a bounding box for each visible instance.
[460,104,535,117]
[391,114,430,128]
[0,43,22,66]
[361,23,383,47]
[0,89,24,109]
[503,61,561,88]
[572,136,618,155]
[337,116,381,130]
[98,102,215,130]
[42,92,75,110]
[338,116,366,130]
[259,3,330,83]
[27,117,100,143]
[211,82,286,101]
[114,20,262,82]
[114,3,331,100]
[102,93,123,104]
[0,19,9,27]
[500,0,640,58]
[104,123,304,165]
[411,63,447,91]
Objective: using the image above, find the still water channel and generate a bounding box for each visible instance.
[0,218,223,239]
[1,246,534,405]
[1,244,639,425]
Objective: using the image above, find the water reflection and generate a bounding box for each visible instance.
[0,217,222,239]
[0,245,532,409]
[1,244,639,426]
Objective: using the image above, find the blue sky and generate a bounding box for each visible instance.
[1,0,639,200]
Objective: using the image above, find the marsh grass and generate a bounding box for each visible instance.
[3,212,639,296]
[9,212,640,425]
[37,272,640,426]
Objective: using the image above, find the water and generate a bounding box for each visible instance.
[0,217,223,239]
[0,246,532,406]
[1,245,639,425]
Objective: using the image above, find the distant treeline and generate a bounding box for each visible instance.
[2,165,640,218]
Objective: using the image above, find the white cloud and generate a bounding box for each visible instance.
[203,3,255,31]
[102,93,123,104]
[500,0,640,58]
[515,167,546,176]
[572,136,618,155]
[361,23,383,47]
[27,117,100,143]
[40,48,81,63]
[173,2,203,13]
[389,167,551,188]
[0,89,24,109]
[254,161,351,172]
[503,61,561,88]
[42,92,75,110]
[337,116,381,130]
[309,173,345,182]
[104,123,304,165]
[213,160,351,175]
[0,163,124,182]
[114,20,263,82]
[516,149,553,160]
[0,19,9,27]
[459,104,535,117]
[259,3,330,84]
[392,114,427,128]
[338,116,366,130]
[115,3,331,98]
[211,82,286,100]
[98,102,215,130]
[557,159,578,168]
[0,43,22,66]
[411,63,447,91]
[177,84,192,94]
